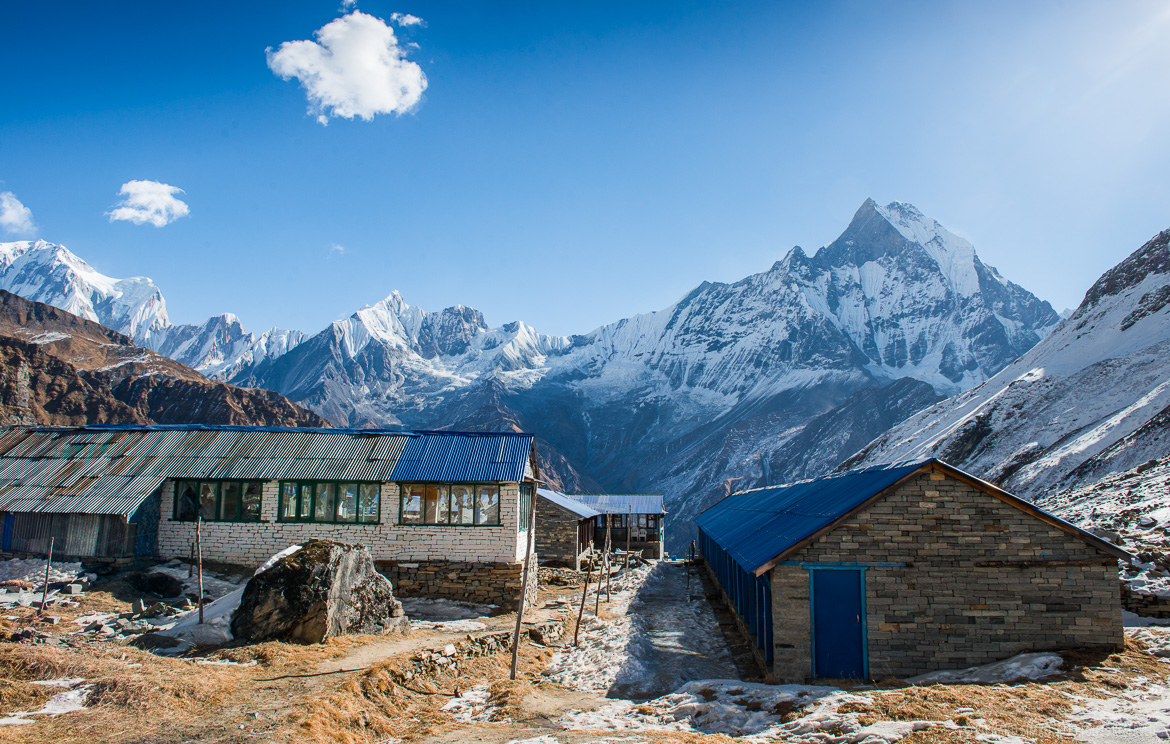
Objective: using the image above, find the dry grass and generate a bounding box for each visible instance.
[0,678,53,715]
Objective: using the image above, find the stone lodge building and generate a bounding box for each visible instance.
[575,493,667,559]
[0,425,541,606]
[695,459,1130,682]
[535,489,598,570]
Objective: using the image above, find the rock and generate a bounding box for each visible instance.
[1138,516,1158,529]
[126,571,185,598]
[442,644,456,656]
[1090,528,1123,544]
[130,632,184,651]
[61,583,83,595]
[132,598,146,614]
[231,540,409,644]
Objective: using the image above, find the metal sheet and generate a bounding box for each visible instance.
[537,489,601,519]
[573,493,665,515]
[694,461,926,574]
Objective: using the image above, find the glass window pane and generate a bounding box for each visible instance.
[220,482,241,521]
[437,485,451,524]
[314,483,336,522]
[243,482,262,520]
[476,485,499,525]
[423,485,441,524]
[177,481,198,521]
[359,484,380,523]
[198,482,216,520]
[298,484,313,520]
[281,483,297,520]
[449,485,472,525]
[402,484,423,524]
[337,483,358,523]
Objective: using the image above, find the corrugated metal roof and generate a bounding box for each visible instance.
[537,489,601,519]
[572,493,666,515]
[694,461,928,575]
[389,432,534,483]
[0,426,535,517]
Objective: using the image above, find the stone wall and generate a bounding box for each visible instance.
[1122,585,1170,618]
[157,481,526,568]
[536,499,584,569]
[376,557,537,609]
[771,465,1123,682]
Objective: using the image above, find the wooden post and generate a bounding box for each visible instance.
[188,543,194,579]
[196,516,204,625]
[510,487,538,681]
[574,559,593,647]
[604,514,613,602]
[38,537,54,614]
[625,510,632,571]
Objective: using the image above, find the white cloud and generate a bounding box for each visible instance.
[329,243,346,255]
[0,191,35,235]
[390,12,425,27]
[107,180,190,227]
[339,0,356,9]
[267,11,427,125]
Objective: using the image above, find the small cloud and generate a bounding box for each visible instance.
[267,11,427,126]
[329,243,346,255]
[339,0,356,9]
[390,12,425,27]
[107,180,190,227]
[0,191,35,235]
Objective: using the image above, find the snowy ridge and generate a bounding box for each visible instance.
[845,226,1170,501]
[0,240,169,343]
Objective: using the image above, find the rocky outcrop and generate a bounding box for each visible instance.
[0,289,330,427]
[231,540,408,644]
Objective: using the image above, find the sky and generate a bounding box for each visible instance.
[1,0,1168,337]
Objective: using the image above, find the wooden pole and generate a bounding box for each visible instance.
[574,559,593,647]
[625,510,632,571]
[604,514,613,602]
[510,487,538,681]
[196,516,204,624]
[38,537,54,614]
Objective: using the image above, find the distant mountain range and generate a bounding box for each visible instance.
[0,199,1066,549]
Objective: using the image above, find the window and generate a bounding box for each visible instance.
[518,483,533,531]
[173,480,263,522]
[399,483,501,526]
[278,481,381,524]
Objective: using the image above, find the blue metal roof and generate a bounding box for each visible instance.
[537,489,601,519]
[573,493,666,515]
[389,432,534,483]
[694,461,929,575]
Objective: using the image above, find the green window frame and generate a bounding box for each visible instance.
[518,483,533,532]
[173,480,263,522]
[277,481,381,524]
[397,483,502,526]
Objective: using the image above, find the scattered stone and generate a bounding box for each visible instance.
[442,644,456,656]
[61,583,84,596]
[130,632,184,651]
[132,598,146,614]
[1138,516,1158,529]
[231,540,410,644]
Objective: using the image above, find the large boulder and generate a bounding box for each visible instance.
[230,540,408,644]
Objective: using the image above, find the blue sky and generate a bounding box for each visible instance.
[1,0,1168,336]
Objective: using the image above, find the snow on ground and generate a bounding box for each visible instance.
[1066,683,1170,743]
[560,680,938,743]
[544,563,654,693]
[0,679,91,725]
[440,683,503,722]
[400,596,496,631]
[907,652,1064,685]
[0,557,89,585]
[1128,627,1170,657]
[148,562,245,601]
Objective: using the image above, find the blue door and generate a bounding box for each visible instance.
[811,569,866,678]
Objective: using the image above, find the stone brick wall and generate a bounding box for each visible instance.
[1121,585,1170,618]
[771,466,1123,682]
[157,481,526,568]
[536,499,585,569]
[376,557,537,609]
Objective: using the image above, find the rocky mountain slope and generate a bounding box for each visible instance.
[2,200,1061,548]
[844,226,1170,504]
[0,290,329,427]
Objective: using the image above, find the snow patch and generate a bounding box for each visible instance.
[908,653,1064,685]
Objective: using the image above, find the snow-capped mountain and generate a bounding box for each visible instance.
[0,240,169,343]
[0,240,305,374]
[2,200,1062,549]
[844,226,1170,502]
